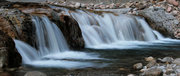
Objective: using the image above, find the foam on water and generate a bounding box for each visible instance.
[15,16,103,69]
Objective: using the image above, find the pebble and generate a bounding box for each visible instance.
[138,57,180,76]
[145,56,154,62]
[133,63,143,69]
[172,10,178,16]
[173,58,180,65]
[142,67,162,76]
[146,60,157,68]
[159,57,174,63]
[167,6,172,12]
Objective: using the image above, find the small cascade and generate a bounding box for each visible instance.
[15,15,101,68]
[32,16,69,56]
[15,16,69,63]
[70,10,165,48]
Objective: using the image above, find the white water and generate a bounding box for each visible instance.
[14,9,180,69]
[69,10,172,49]
[14,16,102,69]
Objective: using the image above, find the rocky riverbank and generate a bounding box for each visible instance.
[133,56,180,76]
[45,0,180,39]
[0,0,180,76]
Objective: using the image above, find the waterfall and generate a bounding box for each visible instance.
[70,10,165,48]
[14,16,101,68]
[15,16,69,63]
[32,16,69,55]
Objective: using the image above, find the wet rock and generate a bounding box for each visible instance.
[173,58,180,65]
[54,14,85,49]
[138,7,180,38]
[0,30,21,68]
[133,63,143,69]
[145,56,154,62]
[0,47,8,68]
[24,71,47,76]
[142,67,163,76]
[158,57,174,63]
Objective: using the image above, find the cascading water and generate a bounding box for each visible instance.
[14,16,102,69]
[14,7,180,69]
[70,10,166,49]
[32,16,69,55]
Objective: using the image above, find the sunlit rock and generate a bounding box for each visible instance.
[133,63,143,69]
[173,58,180,65]
[158,57,174,63]
[145,56,154,62]
[141,67,163,76]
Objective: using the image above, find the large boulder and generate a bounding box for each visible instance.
[51,11,85,49]
[138,7,180,39]
[56,14,85,49]
[0,9,35,46]
[0,30,21,68]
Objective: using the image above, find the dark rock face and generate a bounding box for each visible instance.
[59,15,84,49]
[0,30,21,68]
[53,14,85,49]
[138,7,180,38]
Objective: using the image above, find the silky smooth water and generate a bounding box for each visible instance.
[14,9,180,70]
[14,16,103,69]
[70,10,167,49]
